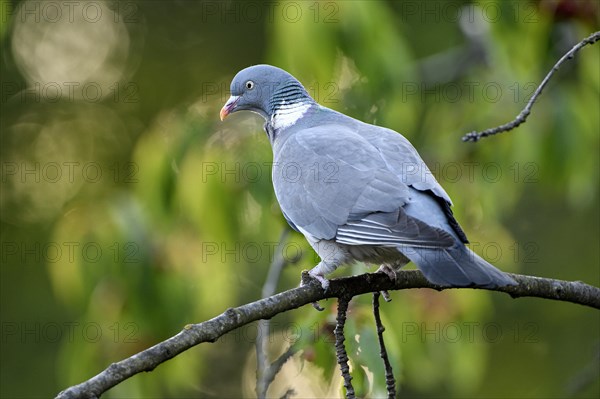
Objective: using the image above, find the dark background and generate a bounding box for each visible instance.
[1,0,598,397]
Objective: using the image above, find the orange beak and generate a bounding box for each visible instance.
[220,95,240,121]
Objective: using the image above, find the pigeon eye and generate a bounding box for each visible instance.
[245,81,254,90]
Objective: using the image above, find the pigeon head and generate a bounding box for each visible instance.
[220,65,316,129]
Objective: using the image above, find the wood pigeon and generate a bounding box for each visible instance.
[220,65,516,289]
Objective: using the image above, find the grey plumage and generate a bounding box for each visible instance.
[220,65,516,289]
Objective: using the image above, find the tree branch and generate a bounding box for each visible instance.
[334,296,355,398]
[372,292,396,398]
[462,31,600,142]
[55,271,600,399]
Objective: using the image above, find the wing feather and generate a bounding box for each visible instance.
[336,209,455,248]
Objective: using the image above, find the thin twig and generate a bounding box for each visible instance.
[56,271,600,399]
[334,296,355,398]
[372,292,396,398]
[279,388,296,399]
[261,228,292,299]
[259,345,299,396]
[255,318,270,399]
[256,228,292,399]
[462,31,600,142]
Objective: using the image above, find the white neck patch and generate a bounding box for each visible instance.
[271,101,311,130]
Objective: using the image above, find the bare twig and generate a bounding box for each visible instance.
[258,345,298,398]
[56,271,600,399]
[279,388,296,399]
[256,228,292,399]
[372,292,396,398]
[462,31,600,142]
[255,318,270,398]
[334,296,355,399]
[261,229,292,299]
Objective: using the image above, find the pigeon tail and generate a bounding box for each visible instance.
[402,245,517,288]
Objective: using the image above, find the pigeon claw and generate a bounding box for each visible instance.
[376,264,398,282]
[300,271,327,311]
[376,265,397,302]
[312,273,330,291]
[301,270,330,291]
[381,290,392,302]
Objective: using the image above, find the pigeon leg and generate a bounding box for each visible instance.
[301,238,347,291]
